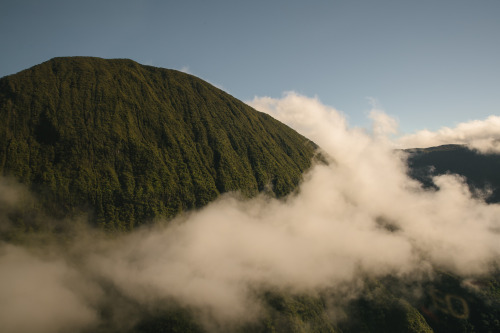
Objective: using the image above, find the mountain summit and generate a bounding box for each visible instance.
[0,57,318,230]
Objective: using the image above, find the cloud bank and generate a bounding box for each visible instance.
[1,92,500,331]
[249,92,500,275]
[397,115,500,153]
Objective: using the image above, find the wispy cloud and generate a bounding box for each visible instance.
[179,65,191,74]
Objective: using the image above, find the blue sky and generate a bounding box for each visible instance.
[1,0,499,134]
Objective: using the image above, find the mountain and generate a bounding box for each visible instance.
[0,57,318,230]
[406,144,500,203]
[1,58,499,333]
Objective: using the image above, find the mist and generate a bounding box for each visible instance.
[1,92,500,332]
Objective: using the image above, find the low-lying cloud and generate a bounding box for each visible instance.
[0,245,100,333]
[1,92,500,331]
[397,115,500,153]
[249,92,500,276]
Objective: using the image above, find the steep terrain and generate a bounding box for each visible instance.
[0,57,318,230]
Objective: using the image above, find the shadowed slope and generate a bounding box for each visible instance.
[406,144,500,203]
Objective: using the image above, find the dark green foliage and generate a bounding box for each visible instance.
[123,274,500,333]
[337,273,500,333]
[418,272,500,333]
[0,57,318,230]
[132,308,203,333]
[257,292,337,333]
[406,144,500,203]
[129,292,339,333]
[339,279,433,333]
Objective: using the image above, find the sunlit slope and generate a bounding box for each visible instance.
[0,57,317,230]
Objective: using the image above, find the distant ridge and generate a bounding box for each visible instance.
[406,144,500,203]
[0,57,318,230]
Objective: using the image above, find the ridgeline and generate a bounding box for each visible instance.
[406,144,500,203]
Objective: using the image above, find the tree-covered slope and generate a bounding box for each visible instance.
[0,57,318,230]
[406,144,500,203]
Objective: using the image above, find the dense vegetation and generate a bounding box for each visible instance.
[406,144,500,203]
[127,272,500,333]
[0,57,318,230]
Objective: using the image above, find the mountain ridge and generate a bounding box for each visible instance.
[0,56,319,230]
[406,143,500,203]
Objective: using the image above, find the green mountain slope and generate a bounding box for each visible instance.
[0,57,318,230]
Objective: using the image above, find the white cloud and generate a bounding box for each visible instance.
[369,110,399,137]
[397,115,500,153]
[0,245,99,333]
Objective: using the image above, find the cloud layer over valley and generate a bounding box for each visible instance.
[1,93,500,332]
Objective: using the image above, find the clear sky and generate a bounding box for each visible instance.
[1,0,499,134]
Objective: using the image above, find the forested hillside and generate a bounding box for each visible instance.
[0,57,318,230]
